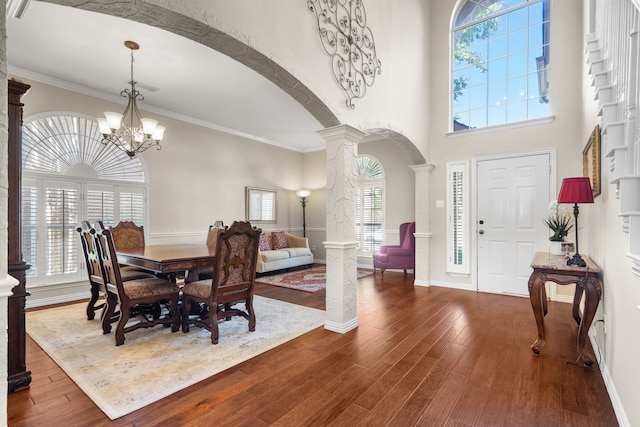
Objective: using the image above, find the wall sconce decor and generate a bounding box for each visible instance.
[296,189,311,237]
[307,0,382,109]
[557,177,594,267]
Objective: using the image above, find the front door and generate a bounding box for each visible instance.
[477,153,551,295]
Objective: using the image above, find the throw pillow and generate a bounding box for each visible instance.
[271,231,288,249]
[258,233,271,251]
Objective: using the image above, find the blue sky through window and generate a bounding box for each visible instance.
[452,0,549,130]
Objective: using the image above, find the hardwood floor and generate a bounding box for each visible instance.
[8,271,619,426]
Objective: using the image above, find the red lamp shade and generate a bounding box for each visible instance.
[557,177,594,204]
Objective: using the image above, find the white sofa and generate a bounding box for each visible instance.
[256,231,313,273]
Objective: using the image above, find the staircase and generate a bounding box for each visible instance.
[586,0,640,275]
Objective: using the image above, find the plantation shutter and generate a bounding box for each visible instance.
[446,161,469,274]
[120,191,145,226]
[452,170,464,265]
[86,185,115,227]
[45,181,79,278]
[22,179,38,278]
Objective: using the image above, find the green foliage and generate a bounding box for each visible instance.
[544,213,573,242]
[453,2,504,102]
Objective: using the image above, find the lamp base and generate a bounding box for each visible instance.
[566,253,587,268]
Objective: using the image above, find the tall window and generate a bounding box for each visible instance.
[447,161,469,274]
[452,0,550,131]
[22,114,148,286]
[356,156,384,255]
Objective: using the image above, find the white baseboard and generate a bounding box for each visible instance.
[589,329,630,426]
[324,318,358,334]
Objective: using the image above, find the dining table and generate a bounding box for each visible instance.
[116,244,215,283]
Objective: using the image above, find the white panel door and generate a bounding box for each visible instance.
[477,154,551,295]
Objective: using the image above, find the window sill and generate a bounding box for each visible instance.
[447,116,555,138]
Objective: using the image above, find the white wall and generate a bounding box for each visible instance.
[427,0,586,290]
[580,1,640,425]
[144,0,432,157]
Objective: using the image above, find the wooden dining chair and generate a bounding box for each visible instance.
[110,220,145,249]
[181,221,261,344]
[77,221,108,322]
[77,222,155,329]
[93,226,181,346]
[198,223,225,280]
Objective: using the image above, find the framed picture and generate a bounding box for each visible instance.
[245,187,277,223]
[583,124,601,198]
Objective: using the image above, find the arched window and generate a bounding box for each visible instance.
[452,0,550,131]
[22,114,148,286]
[356,155,384,255]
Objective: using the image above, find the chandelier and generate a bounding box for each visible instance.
[97,41,165,158]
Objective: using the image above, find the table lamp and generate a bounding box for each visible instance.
[557,177,594,267]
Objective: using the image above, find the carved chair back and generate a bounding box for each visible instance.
[110,221,145,249]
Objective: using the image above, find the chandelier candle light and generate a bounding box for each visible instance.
[557,177,594,267]
[97,41,165,158]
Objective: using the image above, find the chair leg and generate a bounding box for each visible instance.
[182,297,191,333]
[247,298,256,332]
[102,291,118,334]
[169,296,180,333]
[115,303,130,346]
[211,313,219,345]
[87,283,101,320]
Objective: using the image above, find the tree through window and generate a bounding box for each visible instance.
[452,0,550,130]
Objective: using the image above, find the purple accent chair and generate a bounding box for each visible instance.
[373,222,416,277]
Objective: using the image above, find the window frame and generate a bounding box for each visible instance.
[356,155,385,257]
[450,0,550,132]
[245,187,277,223]
[21,113,149,287]
[446,160,470,275]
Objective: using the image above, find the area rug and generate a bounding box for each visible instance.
[256,265,374,292]
[26,296,325,420]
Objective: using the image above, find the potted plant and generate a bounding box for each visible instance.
[544,200,573,254]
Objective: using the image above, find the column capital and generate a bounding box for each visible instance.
[318,124,366,144]
[410,163,436,174]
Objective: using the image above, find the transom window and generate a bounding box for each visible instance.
[22,114,148,286]
[356,156,384,255]
[452,0,550,131]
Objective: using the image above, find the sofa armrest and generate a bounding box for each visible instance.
[285,232,309,249]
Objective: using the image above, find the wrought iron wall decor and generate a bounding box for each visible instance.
[307,0,382,108]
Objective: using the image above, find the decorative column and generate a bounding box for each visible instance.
[410,163,436,287]
[319,124,365,333]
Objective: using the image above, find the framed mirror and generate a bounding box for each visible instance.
[245,187,277,223]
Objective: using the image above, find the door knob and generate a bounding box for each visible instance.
[479,230,484,234]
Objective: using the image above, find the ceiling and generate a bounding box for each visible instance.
[6,1,327,152]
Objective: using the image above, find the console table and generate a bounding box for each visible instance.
[528,252,602,367]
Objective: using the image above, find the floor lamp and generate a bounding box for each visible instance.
[296,189,311,237]
[557,177,594,267]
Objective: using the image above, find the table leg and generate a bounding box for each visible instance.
[576,276,603,366]
[528,271,547,355]
[572,283,584,325]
